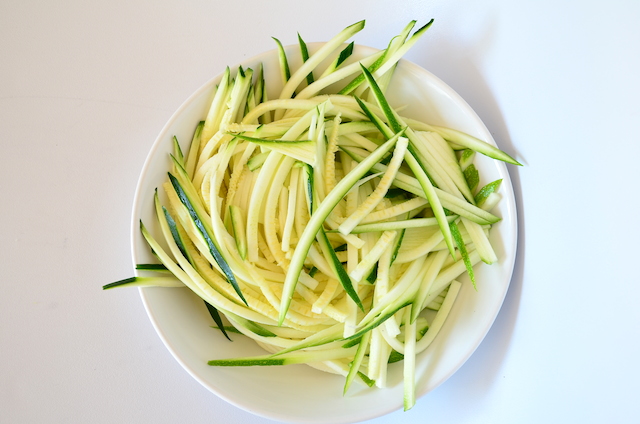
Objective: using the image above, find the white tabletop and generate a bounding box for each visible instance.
[2,1,639,423]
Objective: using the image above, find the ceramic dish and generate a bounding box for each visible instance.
[131,43,517,423]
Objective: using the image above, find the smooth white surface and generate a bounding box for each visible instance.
[132,44,517,423]
[1,1,639,423]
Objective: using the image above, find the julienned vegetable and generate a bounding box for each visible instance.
[105,19,520,411]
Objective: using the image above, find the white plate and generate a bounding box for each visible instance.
[131,43,518,424]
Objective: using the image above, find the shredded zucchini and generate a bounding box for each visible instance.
[105,19,520,411]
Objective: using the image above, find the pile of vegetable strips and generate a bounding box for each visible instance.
[105,19,520,411]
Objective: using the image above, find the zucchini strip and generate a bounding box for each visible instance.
[305,164,363,312]
[229,133,316,165]
[168,172,247,305]
[229,205,248,259]
[344,329,371,394]
[204,300,233,341]
[281,166,300,252]
[450,220,475,289]
[341,215,455,234]
[403,307,417,411]
[102,276,183,290]
[297,33,315,85]
[208,345,357,366]
[185,122,204,179]
[272,37,291,86]
[202,67,231,144]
